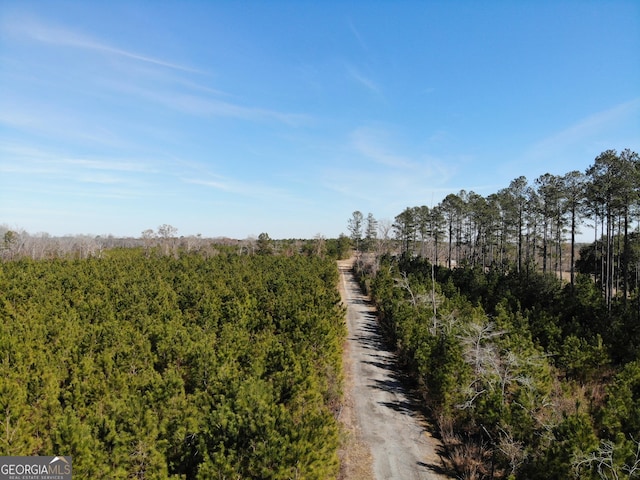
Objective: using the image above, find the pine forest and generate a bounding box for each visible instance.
[0,250,345,479]
[1,148,640,479]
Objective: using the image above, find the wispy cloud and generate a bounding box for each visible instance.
[168,93,309,126]
[183,176,296,202]
[105,80,309,126]
[183,177,239,193]
[2,14,309,138]
[346,64,381,95]
[525,98,640,159]
[0,105,127,148]
[0,142,154,188]
[350,127,416,168]
[4,15,201,73]
[320,126,460,215]
[64,158,156,173]
[320,164,445,217]
[347,18,368,52]
[349,126,458,182]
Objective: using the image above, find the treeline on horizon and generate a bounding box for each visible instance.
[350,148,640,479]
[0,226,353,261]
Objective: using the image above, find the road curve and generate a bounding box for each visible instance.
[338,260,449,480]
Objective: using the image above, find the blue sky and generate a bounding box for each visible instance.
[1,1,639,239]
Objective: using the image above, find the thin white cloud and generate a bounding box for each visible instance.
[75,172,126,185]
[168,93,309,125]
[0,143,155,174]
[323,129,460,214]
[0,142,156,192]
[348,18,368,52]
[0,106,127,148]
[346,64,381,95]
[184,177,237,193]
[321,165,442,218]
[183,176,295,201]
[526,98,640,158]
[347,126,460,188]
[64,158,156,173]
[105,81,309,126]
[5,16,201,74]
[2,15,308,137]
[350,127,416,168]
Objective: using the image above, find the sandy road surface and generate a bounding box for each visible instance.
[338,260,449,480]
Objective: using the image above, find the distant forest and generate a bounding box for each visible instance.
[349,148,640,479]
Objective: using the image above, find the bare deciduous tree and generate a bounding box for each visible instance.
[573,437,640,480]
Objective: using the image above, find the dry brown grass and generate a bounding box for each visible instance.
[336,336,375,480]
[436,414,508,480]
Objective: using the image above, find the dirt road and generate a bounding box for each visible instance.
[338,260,449,480]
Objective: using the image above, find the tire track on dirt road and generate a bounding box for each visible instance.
[338,260,450,480]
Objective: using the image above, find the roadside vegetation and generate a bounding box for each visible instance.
[351,148,640,479]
